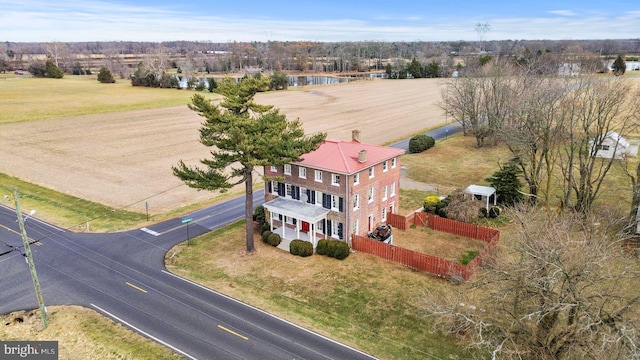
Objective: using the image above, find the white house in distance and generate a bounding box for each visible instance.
[591,131,638,159]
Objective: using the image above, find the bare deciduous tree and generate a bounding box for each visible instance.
[501,75,567,206]
[558,76,640,214]
[441,58,514,147]
[424,206,640,360]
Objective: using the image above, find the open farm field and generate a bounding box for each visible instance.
[0,76,446,217]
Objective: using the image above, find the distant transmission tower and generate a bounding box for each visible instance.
[475,23,491,52]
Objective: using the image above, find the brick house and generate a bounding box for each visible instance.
[262,130,405,250]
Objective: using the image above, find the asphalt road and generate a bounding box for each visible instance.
[389,121,462,149]
[0,192,375,360]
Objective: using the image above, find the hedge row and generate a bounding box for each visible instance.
[290,240,313,257]
[261,230,281,247]
[316,239,350,260]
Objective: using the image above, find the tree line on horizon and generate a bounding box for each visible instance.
[1,39,638,80]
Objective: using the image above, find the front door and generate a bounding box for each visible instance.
[301,221,310,232]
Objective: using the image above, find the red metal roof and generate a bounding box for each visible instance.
[293,139,405,174]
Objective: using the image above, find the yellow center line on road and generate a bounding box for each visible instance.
[217,325,249,340]
[126,282,148,293]
[0,223,37,243]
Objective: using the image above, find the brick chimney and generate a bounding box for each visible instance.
[352,129,361,142]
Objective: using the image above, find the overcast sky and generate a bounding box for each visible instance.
[2,0,640,43]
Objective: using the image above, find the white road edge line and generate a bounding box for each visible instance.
[161,270,377,359]
[90,303,198,360]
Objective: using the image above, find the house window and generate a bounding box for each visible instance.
[270,166,277,172]
[315,170,323,182]
[382,185,388,201]
[284,164,291,175]
[368,187,374,203]
[600,145,610,151]
[353,173,360,185]
[368,167,374,179]
[390,182,396,197]
[330,220,342,239]
[317,220,325,234]
[270,181,278,194]
[353,194,360,210]
[299,167,307,178]
[315,191,323,206]
[331,174,340,186]
[331,195,344,211]
[286,184,293,198]
[353,219,359,236]
[391,158,397,169]
[381,208,387,222]
[383,161,388,172]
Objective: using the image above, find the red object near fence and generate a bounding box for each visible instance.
[353,211,499,281]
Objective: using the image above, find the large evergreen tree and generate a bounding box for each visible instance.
[408,57,422,78]
[44,59,64,78]
[173,77,326,253]
[485,159,524,206]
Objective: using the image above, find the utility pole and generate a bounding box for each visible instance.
[10,190,48,329]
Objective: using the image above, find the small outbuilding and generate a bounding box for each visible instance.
[465,184,497,211]
[591,132,637,159]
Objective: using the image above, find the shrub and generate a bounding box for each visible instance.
[261,230,272,243]
[445,189,480,223]
[331,241,350,260]
[423,195,441,213]
[253,205,266,224]
[316,239,329,255]
[267,233,281,247]
[97,66,116,83]
[194,81,206,91]
[459,250,479,265]
[290,240,313,257]
[259,223,270,235]
[315,239,350,260]
[408,134,435,153]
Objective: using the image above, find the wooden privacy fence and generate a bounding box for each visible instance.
[387,211,427,230]
[353,212,499,281]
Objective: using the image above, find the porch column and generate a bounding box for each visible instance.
[296,218,300,240]
[269,210,274,231]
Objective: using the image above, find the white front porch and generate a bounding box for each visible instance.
[263,197,331,252]
[269,225,325,252]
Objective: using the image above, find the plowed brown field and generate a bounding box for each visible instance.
[0,78,446,213]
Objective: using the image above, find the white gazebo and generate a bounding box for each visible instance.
[465,184,497,210]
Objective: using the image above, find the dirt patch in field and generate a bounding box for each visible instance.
[0,79,446,213]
